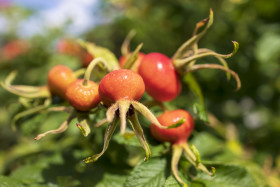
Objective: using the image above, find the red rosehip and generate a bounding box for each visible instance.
[150,109,194,145]
[47,65,76,99]
[80,50,94,67]
[2,40,29,60]
[138,52,181,102]
[98,69,145,107]
[65,79,100,111]
[56,39,81,56]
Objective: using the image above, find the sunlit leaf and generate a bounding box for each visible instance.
[124,157,167,187]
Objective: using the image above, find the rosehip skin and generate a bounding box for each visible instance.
[65,79,100,112]
[47,65,76,99]
[138,52,181,102]
[2,40,29,60]
[119,52,145,69]
[81,50,94,67]
[150,109,194,145]
[98,69,145,107]
[57,39,80,56]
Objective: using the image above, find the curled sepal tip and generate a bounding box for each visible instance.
[172,8,214,60]
[121,29,136,56]
[0,81,51,99]
[174,41,240,68]
[128,112,151,161]
[83,117,118,163]
[231,41,239,58]
[1,71,51,98]
[182,143,215,176]
[187,64,241,91]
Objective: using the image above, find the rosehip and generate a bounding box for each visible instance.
[138,52,181,102]
[56,39,81,56]
[98,69,145,107]
[150,109,214,185]
[150,109,194,145]
[65,79,99,111]
[80,50,94,67]
[84,70,176,164]
[2,40,29,60]
[47,65,76,98]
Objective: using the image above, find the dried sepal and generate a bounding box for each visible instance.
[94,118,108,128]
[1,81,50,98]
[182,143,215,176]
[34,112,75,140]
[46,106,72,113]
[83,116,118,163]
[1,71,51,98]
[118,100,131,135]
[122,43,143,70]
[172,9,214,60]
[190,144,201,167]
[172,145,188,187]
[121,29,136,56]
[187,64,241,91]
[175,41,239,68]
[11,98,51,131]
[130,101,167,129]
[77,116,91,137]
[106,102,119,123]
[128,112,151,161]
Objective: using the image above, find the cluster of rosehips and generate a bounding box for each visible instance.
[1,9,240,186]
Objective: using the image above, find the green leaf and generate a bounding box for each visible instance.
[8,153,65,185]
[189,132,224,158]
[164,175,181,187]
[195,163,268,187]
[124,157,167,187]
[95,173,127,187]
[0,176,25,187]
[10,163,46,184]
[113,133,142,147]
[236,161,269,187]
[183,73,208,122]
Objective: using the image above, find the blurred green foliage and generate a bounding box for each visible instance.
[0,0,280,186]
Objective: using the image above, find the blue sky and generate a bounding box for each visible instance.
[4,0,101,37]
[12,0,58,10]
